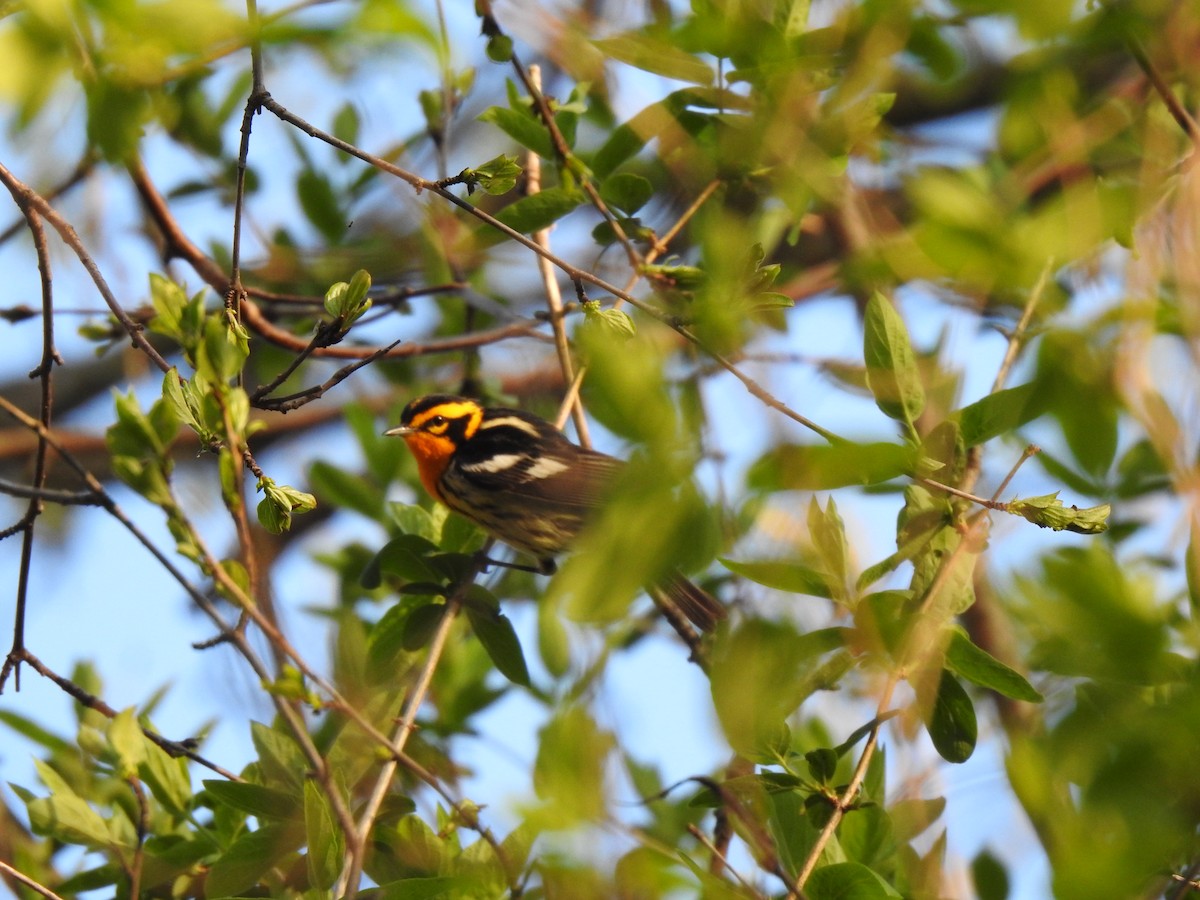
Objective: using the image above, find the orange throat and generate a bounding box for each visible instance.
[402,432,452,503]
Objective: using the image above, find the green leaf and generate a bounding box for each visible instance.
[711,621,848,758]
[26,761,119,849]
[592,121,648,180]
[478,104,552,158]
[954,383,1042,447]
[720,557,832,598]
[205,822,304,898]
[333,101,361,145]
[580,302,636,341]
[305,781,344,891]
[924,669,976,764]
[805,748,838,784]
[889,796,946,843]
[1005,492,1110,534]
[324,268,373,327]
[256,476,318,534]
[972,848,1011,900]
[747,441,914,491]
[809,497,850,604]
[537,595,571,678]
[0,710,73,755]
[863,292,925,429]
[945,628,1042,702]
[310,460,384,519]
[249,721,307,792]
[388,502,441,543]
[403,603,448,650]
[493,186,585,234]
[806,860,900,898]
[203,780,301,820]
[137,739,193,818]
[162,369,212,442]
[147,273,198,348]
[534,706,613,824]
[197,313,249,385]
[486,32,514,62]
[372,876,477,899]
[465,603,531,687]
[108,708,147,778]
[593,33,714,84]
[470,153,523,195]
[297,167,345,243]
[599,172,653,214]
[367,602,423,674]
[362,534,441,587]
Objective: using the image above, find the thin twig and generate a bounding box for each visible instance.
[686,824,763,896]
[11,648,240,781]
[0,861,67,900]
[1,198,56,690]
[228,0,268,320]
[1126,33,1200,144]
[0,479,105,506]
[338,586,468,896]
[991,260,1050,395]
[527,64,590,445]
[255,340,402,411]
[0,161,171,373]
[126,159,551,361]
[248,95,833,442]
[126,777,149,899]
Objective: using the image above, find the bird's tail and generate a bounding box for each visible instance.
[652,572,726,633]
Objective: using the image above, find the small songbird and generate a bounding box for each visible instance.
[384,394,725,632]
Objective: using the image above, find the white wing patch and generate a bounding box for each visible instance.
[523,456,569,480]
[461,453,524,473]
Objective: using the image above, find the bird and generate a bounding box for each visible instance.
[384,393,725,633]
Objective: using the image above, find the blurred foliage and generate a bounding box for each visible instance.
[2,0,1200,897]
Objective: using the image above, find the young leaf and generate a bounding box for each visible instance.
[808,497,850,605]
[470,154,523,195]
[324,268,373,328]
[579,301,636,341]
[107,708,148,778]
[1005,492,1110,534]
[863,292,925,429]
[133,739,192,818]
[256,476,318,534]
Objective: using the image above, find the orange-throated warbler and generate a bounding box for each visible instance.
[384,394,725,632]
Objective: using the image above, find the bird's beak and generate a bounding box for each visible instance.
[383,425,414,437]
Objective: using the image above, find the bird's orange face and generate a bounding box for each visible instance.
[385,396,484,503]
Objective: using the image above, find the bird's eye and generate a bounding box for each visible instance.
[427,415,447,429]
